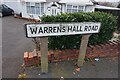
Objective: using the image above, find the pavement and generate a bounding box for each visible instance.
[25,58,119,78]
[1,16,119,79]
[2,16,34,78]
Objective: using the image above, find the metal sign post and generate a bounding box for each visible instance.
[25,22,101,73]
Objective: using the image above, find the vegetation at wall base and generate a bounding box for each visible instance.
[41,12,117,50]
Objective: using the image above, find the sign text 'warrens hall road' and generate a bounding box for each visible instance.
[25,22,101,37]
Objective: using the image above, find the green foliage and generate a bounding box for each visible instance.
[41,12,117,50]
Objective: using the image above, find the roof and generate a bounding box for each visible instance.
[95,5,120,10]
[24,0,46,2]
[94,0,120,2]
[24,0,93,5]
[59,0,93,5]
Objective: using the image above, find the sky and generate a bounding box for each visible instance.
[95,0,120,2]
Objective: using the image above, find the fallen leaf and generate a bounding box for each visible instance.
[76,67,80,72]
[21,63,25,67]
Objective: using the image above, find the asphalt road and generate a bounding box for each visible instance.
[2,16,34,78]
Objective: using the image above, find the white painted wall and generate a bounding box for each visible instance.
[44,2,52,16]
[3,0,95,19]
[20,2,28,18]
[4,0,22,14]
[22,2,62,19]
[85,5,95,12]
[22,2,95,19]
[0,0,4,4]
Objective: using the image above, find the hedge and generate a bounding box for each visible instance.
[41,12,117,50]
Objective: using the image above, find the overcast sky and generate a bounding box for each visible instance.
[95,0,120,2]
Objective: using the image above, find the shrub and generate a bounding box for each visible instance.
[41,12,117,50]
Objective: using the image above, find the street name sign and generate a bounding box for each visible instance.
[24,22,101,73]
[25,22,101,37]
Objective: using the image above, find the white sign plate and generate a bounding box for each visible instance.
[25,22,101,37]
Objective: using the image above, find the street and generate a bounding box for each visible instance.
[2,16,34,78]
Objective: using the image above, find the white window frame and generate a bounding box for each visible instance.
[51,7,58,15]
[35,3,40,14]
[26,2,44,15]
[26,2,31,13]
[72,5,78,13]
[66,4,85,13]
[41,3,44,15]
[66,5,72,13]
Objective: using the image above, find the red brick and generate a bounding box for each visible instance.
[24,40,119,66]
[32,49,37,57]
[24,52,28,60]
[37,51,41,59]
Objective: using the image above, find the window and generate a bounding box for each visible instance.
[35,3,40,14]
[72,6,77,12]
[67,5,72,9]
[67,5,84,13]
[41,3,44,15]
[78,6,84,12]
[51,8,57,15]
[67,5,72,13]
[26,2,44,15]
[31,6,35,14]
[73,6,77,8]
[26,2,31,13]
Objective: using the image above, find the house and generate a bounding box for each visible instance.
[3,0,94,19]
